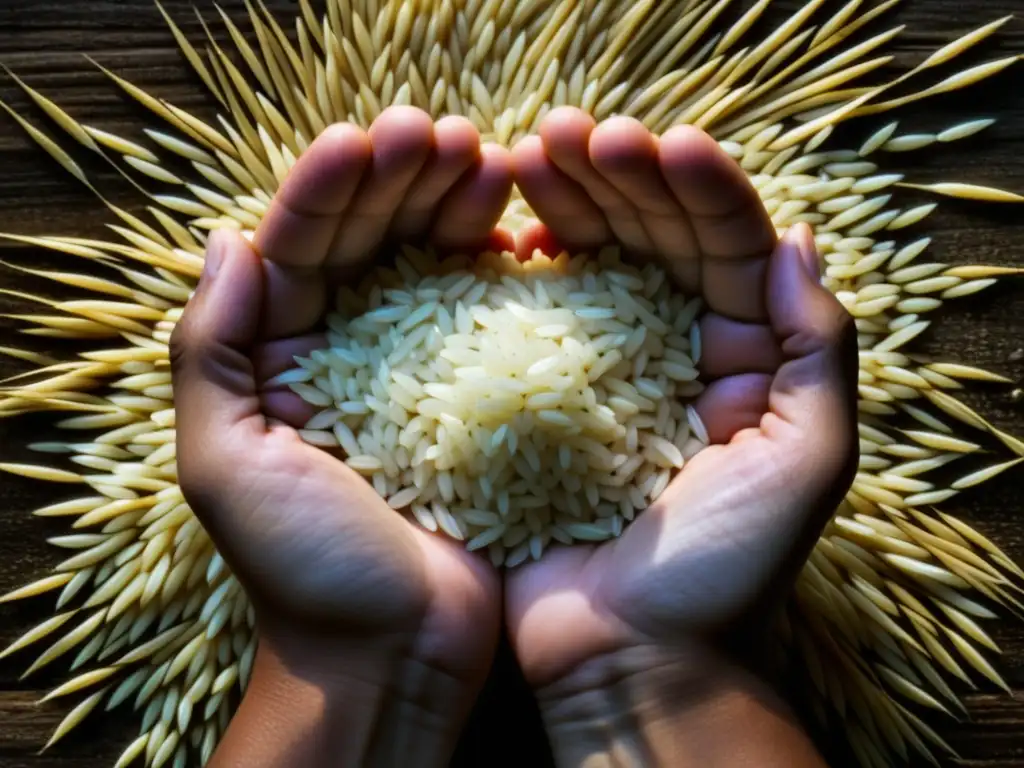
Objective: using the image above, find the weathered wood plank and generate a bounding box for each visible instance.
[0,0,1022,766]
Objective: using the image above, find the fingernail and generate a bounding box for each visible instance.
[202,230,227,280]
[793,223,820,281]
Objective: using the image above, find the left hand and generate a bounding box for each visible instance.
[170,108,512,765]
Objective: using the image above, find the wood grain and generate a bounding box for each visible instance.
[0,1,1023,766]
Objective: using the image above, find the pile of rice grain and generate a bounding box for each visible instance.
[278,246,709,567]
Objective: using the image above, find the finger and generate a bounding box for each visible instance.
[692,373,772,444]
[515,221,566,261]
[764,223,858,479]
[539,107,652,255]
[170,230,265,494]
[589,116,701,290]
[698,314,781,378]
[255,334,328,385]
[260,260,326,340]
[730,427,764,444]
[486,227,517,255]
[659,125,776,322]
[254,123,370,339]
[254,123,371,269]
[512,134,611,252]
[260,390,319,428]
[431,143,514,251]
[329,106,434,269]
[391,115,480,243]
[255,334,328,427]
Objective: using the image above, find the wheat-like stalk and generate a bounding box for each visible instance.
[0,0,1022,765]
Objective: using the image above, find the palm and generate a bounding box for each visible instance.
[225,426,496,636]
[601,436,829,633]
[177,106,513,675]
[505,107,856,687]
[507,412,847,685]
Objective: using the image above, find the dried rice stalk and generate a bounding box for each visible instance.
[0,1,1022,766]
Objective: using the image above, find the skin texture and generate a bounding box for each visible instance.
[509,107,857,766]
[170,105,858,767]
[170,107,513,767]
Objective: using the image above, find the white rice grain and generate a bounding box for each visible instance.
[290,246,706,565]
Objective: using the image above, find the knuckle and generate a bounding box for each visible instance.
[168,319,190,372]
[813,300,859,361]
[168,301,203,374]
[168,313,223,382]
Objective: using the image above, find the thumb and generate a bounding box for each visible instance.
[170,228,265,492]
[766,222,858,486]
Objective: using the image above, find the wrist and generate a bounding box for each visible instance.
[535,644,748,727]
[260,613,490,720]
[534,645,826,768]
[210,630,481,768]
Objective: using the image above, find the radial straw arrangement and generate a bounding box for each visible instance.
[0,0,1022,765]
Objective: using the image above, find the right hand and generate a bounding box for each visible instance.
[505,108,857,764]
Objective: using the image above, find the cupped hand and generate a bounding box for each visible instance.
[507,107,859,689]
[170,107,512,717]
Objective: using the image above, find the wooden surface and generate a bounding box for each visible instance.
[1,0,1023,766]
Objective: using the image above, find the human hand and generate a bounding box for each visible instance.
[507,107,857,765]
[170,107,512,767]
